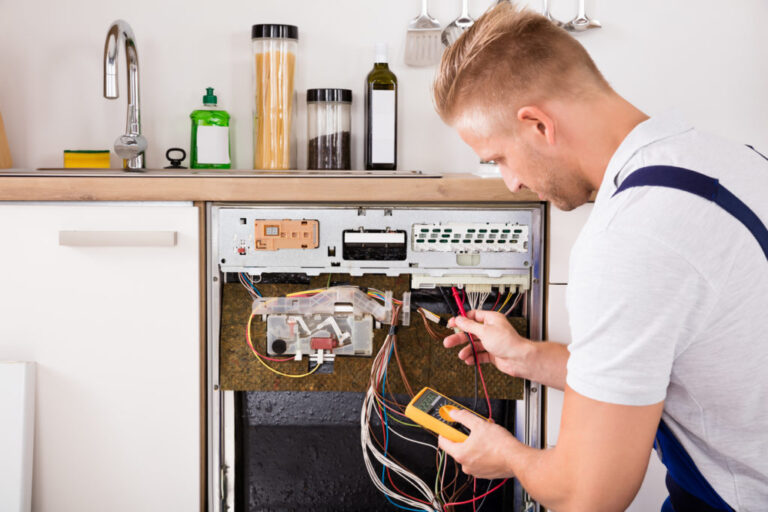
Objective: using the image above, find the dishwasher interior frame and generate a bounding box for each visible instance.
[206,202,545,512]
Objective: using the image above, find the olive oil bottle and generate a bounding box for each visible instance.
[364,43,397,170]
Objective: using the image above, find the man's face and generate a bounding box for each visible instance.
[456,123,591,211]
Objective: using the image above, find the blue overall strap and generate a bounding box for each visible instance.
[655,420,734,512]
[611,165,768,260]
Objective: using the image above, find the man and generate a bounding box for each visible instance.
[434,3,768,511]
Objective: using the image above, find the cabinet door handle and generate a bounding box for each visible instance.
[58,230,178,247]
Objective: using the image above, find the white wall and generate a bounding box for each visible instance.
[1,0,767,170]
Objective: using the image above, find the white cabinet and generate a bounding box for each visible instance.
[545,284,569,448]
[0,203,200,512]
[548,203,593,284]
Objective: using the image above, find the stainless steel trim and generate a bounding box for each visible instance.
[515,204,544,512]
[207,202,224,512]
[8,169,440,178]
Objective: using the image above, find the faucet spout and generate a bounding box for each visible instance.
[103,20,146,170]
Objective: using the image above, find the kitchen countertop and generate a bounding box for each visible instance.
[0,169,541,202]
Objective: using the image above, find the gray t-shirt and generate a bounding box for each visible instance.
[566,111,768,510]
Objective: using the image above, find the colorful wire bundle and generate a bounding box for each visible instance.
[239,272,263,299]
[241,281,512,509]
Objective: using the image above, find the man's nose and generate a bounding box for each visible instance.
[509,176,524,192]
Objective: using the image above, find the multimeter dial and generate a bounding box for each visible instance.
[412,389,472,436]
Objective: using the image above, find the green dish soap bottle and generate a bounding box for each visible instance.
[190,87,231,169]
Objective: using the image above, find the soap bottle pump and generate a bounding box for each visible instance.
[190,87,231,169]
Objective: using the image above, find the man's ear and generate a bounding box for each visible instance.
[516,105,556,146]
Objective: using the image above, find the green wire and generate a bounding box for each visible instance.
[435,450,445,502]
[386,414,420,429]
[373,396,420,428]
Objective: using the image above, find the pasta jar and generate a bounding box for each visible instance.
[252,24,298,170]
[306,88,352,170]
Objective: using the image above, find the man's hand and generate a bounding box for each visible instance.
[443,310,534,378]
[437,409,519,480]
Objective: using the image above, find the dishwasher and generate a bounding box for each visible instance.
[206,202,545,512]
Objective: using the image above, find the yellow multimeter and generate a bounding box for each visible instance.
[405,387,486,443]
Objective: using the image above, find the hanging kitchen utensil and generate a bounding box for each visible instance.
[441,0,475,47]
[0,112,11,169]
[542,0,564,27]
[563,0,601,32]
[404,0,443,67]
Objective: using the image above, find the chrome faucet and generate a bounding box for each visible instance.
[103,20,147,170]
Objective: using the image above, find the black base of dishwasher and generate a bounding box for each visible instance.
[234,391,515,511]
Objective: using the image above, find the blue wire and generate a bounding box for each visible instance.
[240,273,262,297]
[380,344,425,512]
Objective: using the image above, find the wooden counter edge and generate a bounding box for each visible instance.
[0,173,541,202]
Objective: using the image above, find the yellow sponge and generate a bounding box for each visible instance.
[63,150,111,169]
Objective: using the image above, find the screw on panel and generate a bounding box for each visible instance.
[524,261,529,266]
[213,276,219,282]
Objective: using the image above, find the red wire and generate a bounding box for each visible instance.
[451,287,492,418]
[443,479,508,510]
[491,292,501,311]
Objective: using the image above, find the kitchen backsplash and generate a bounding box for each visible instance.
[0,0,766,171]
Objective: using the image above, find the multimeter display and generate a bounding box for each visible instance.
[405,387,483,442]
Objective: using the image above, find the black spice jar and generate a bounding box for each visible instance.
[306,88,352,170]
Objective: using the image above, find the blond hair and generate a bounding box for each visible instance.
[434,2,609,130]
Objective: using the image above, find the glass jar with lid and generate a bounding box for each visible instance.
[306,88,352,170]
[252,24,298,170]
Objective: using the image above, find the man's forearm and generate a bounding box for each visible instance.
[520,341,569,390]
[506,441,574,510]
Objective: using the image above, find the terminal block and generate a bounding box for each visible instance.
[251,286,410,358]
[410,274,530,293]
[412,222,529,253]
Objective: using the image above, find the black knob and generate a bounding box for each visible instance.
[271,339,287,355]
[164,147,187,169]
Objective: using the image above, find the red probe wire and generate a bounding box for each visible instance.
[442,478,509,510]
[451,287,492,418]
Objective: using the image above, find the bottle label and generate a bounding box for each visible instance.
[197,125,230,164]
[370,90,395,164]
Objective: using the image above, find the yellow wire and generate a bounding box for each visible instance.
[246,313,320,379]
[497,292,512,312]
[285,288,326,297]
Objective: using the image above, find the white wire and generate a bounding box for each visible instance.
[503,291,524,316]
[370,399,439,453]
[360,334,439,511]
[361,390,439,511]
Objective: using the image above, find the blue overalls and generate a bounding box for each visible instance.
[611,146,768,512]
